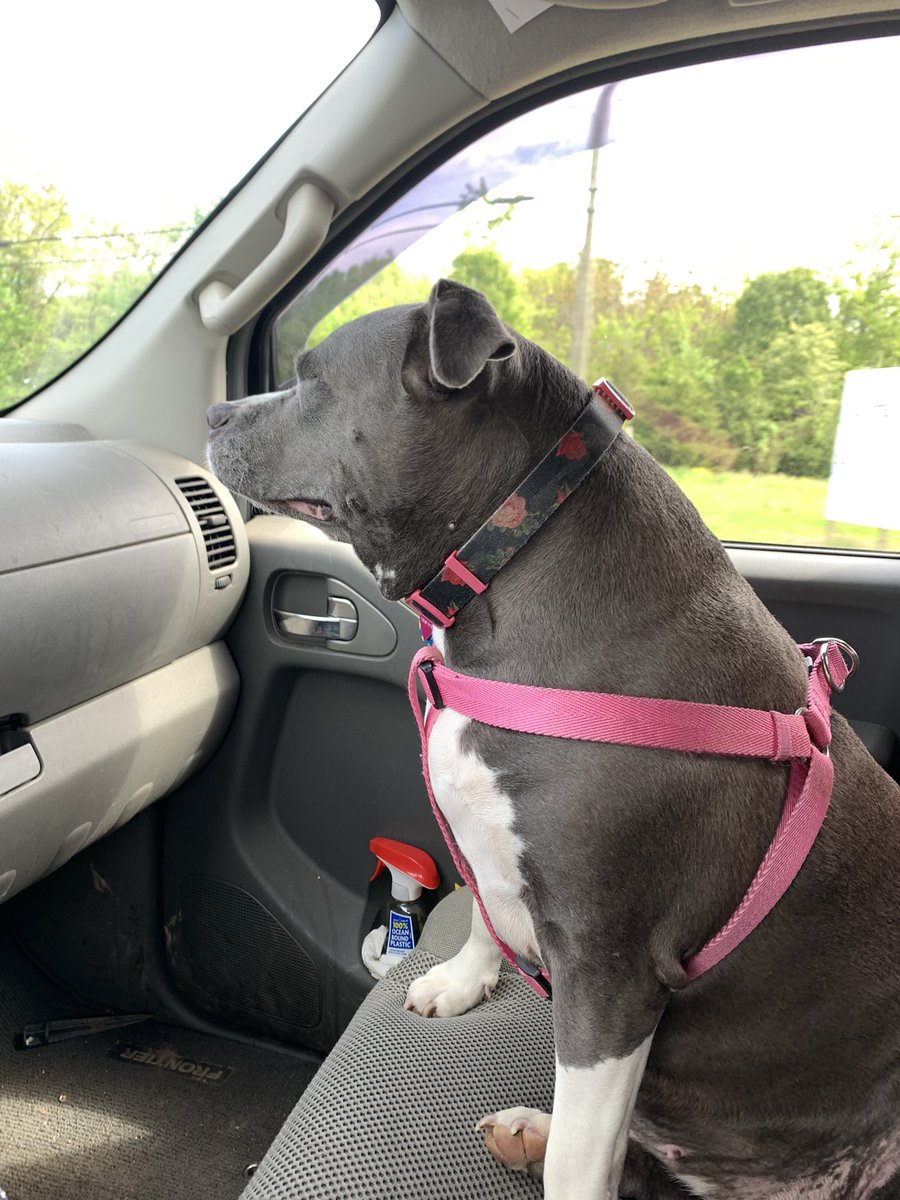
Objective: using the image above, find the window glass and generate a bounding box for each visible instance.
[276,37,900,553]
[1,0,379,410]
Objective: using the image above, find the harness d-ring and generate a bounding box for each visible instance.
[812,637,859,693]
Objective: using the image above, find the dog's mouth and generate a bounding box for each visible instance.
[273,497,335,523]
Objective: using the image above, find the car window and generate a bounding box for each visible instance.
[0,0,380,411]
[274,36,900,554]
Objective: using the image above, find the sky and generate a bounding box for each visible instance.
[3,8,900,300]
[393,36,900,297]
[2,0,380,232]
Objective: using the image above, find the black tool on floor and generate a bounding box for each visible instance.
[14,1013,152,1049]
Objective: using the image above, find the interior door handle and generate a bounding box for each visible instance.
[275,596,358,641]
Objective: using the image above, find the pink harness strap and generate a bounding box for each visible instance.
[407,640,854,990]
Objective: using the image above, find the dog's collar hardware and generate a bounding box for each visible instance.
[811,637,858,693]
[407,638,857,993]
[403,379,632,633]
[593,377,635,422]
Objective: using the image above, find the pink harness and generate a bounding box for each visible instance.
[408,633,856,996]
[402,381,858,994]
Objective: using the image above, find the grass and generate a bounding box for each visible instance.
[663,466,900,553]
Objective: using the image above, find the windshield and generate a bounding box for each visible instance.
[0,0,379,411]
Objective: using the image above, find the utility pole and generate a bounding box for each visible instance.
[570,83,618,381]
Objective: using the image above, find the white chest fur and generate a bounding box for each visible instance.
[427,707,539,962]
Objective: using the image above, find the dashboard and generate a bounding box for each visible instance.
[0,421,248,902]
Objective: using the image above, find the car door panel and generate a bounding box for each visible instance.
[161,517,456,1054]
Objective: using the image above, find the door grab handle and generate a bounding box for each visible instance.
[275,596,358,642]
[197,182,334,336]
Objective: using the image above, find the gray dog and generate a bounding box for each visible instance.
[207,280,900,1200]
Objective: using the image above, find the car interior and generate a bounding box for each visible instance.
[2,2,900,1198]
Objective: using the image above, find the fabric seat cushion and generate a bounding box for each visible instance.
[240,888,553,1200]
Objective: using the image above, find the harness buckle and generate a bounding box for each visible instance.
[418,660,444,709]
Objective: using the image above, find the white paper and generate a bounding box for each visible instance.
[824,368,900,530]
[485,0,552,34]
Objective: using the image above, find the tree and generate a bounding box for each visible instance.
[0,182,200,410]
[716,354,776,473]
[301,262,430,352]
[835,243,900,371]
[594,275,735,468]
[718,267,839,472]
[0,182,70,407]
[519,258,622,368]
[760,321,845,477]
[731,267,832,356]
[449,246,526,329]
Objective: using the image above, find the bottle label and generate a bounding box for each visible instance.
[385,909,416,958]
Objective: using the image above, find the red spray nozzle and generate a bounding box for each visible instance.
[369,837,439,900]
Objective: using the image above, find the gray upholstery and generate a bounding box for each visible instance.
[241,889,553,1199]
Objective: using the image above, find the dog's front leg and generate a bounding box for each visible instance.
[479,964,662,1196]
[405,899,502,1017]
[542,969,661,1200]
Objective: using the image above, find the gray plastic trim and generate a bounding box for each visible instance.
[0,744,41,797]
[0,419,90,443]
[0,643,238,905]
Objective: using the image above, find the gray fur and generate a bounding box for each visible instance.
[207,280,900,1199]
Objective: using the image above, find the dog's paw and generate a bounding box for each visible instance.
[403,956,498,1018]
[476,1107,551,1178]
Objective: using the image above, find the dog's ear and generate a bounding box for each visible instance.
[427,279,516,390]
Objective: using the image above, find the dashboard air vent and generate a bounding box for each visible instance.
[175,477,237,570]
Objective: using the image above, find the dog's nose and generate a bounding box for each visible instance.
[207,403,234,431]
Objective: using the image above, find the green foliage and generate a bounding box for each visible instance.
[298,261,430,356]
[731,267,832,356]
[0,180,200,410]
[449,246,525,329]
[835,242,900,371]
[760,321,844,476]
[594,275,735,469]
[0,182,70,405]
[519,258,623,365]
[719,269,848,476]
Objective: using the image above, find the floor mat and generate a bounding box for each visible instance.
[0,924,318,1200]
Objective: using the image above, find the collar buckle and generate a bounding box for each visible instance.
[593,378,635,422]
[403,590,456,629]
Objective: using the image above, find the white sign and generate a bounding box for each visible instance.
[824,368,900,531]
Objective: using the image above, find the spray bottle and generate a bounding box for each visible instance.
[364,837,439,976]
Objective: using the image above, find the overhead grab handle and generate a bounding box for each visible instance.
[197,181,335,336]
